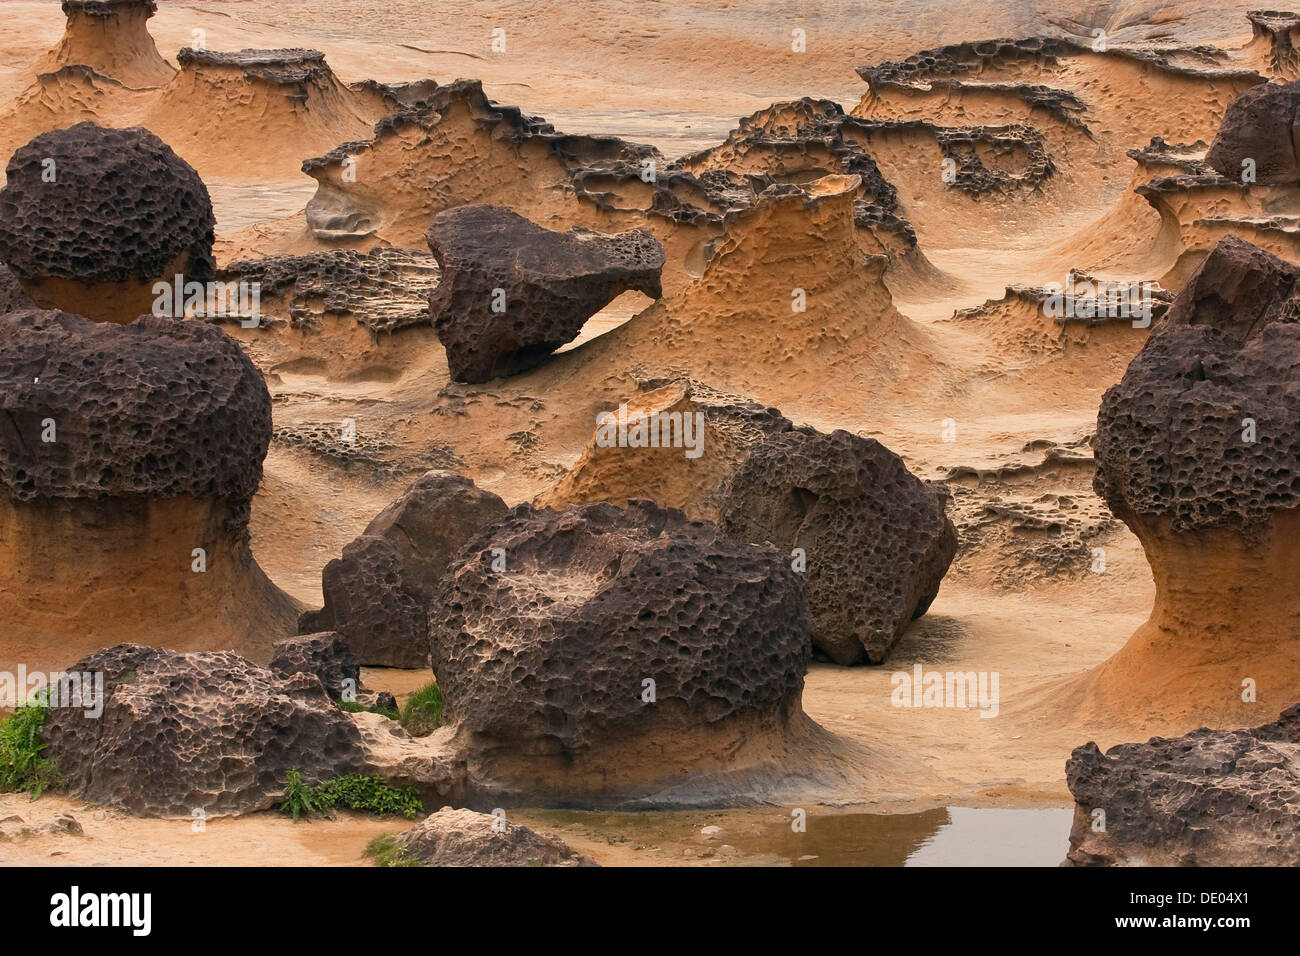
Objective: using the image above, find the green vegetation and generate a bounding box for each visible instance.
[399,682,444,737]
[279,770,424,822]
[339,699,400,721]
[363,833,422,867]
[0,694,63,800]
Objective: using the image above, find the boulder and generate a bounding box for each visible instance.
[0,122,214,323]
[386,807,598,866]
[719,429,957,664]
[1206,81,1300,186]
[427,499,812,804]
[43,644,367,816]
[1065,704,1300,866]
[427,204,664,382]
[270,632,360,702]
[300,471,507,667]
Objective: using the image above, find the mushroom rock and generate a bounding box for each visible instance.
[0,309,298,669]
[299,471,508,667]
[36,0,176,90]
[426,204,665,383]
[1066,237,1300,730]
[427,499,819,807]
[0,122,215,324]
[719,428,958,665]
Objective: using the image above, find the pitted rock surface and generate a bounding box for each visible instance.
[43,643,366,817]
[1094,240,1300,533]
[427,499,810,752]
[300,471,507,667]
[426,204,664,383]
[0,263,34,312]
[1065,704,1300,866]
[0,309,270,520]
[391,807,598,866]
[719,429,958,664]
[0,123,215,284]
[1157,236,1300,344]
[1206,81,1300,186]
[270,631,360,702]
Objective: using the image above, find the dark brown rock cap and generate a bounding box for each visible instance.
[426,204,665,383]
[0,122,215,285]
[428,499,810,751]
[719,428,957,664]
[1094,238,1300,533]
[1206,80,1300,185]
[0,309,270,510]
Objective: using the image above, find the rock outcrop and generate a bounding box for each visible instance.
[385,807,598,866]
[43,644,368,817]
[427,204,665,382]
[1205,81,1300,186]
[300,471,507,667]
[719,429,958,665]
[427,499,814,806]
[1065,704,1300,866]
[0,123,215,323]
[0,309,298,667]
[0,263,34,313]
[1062,236,1300,729]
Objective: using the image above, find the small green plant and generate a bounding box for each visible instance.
[279,769,334,821]
[363,833,421,867]
[279,770,423,822]
[400,682,444,737]
[339,700,400,721]
[0,693,62,800]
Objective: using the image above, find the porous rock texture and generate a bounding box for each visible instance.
[428,499,812,805]
[300,471,507,667]
[719,429,957,665]
[0,123,214,322]
[43,644,368,817]
[388,807,598,867]
[0,262,34,312]
[269,631,359,703]
[0,309,268,523]
[1064,704,1300,866]
[427,204,665,383]
[1155,235,1300,346]
[1205,80,1300,186]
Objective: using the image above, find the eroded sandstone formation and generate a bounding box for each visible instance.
[1069,236,1300,728]
[386,807,598,866]
[719,429,958,665]
[0,123,215,323]
[0,309,297,666]
[37,0,176,89]
[427,499,814,805]
[43,644,368,817]
[1064,703,1300,866]
[300,471,507,666]
[427,204,665,382]
[269,632,360,703]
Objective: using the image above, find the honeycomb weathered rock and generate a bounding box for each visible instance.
[719,428,958,664]
[426,204,665,383]
[0,309,270,527]
[0,122,215,285]
[1206,80,1300,186]
[43,643,367,817]
[389,807,598,866]
[270,631,360,702]
[428,499,810,753]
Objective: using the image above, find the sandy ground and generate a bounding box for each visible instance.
[1,0,1296,864]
